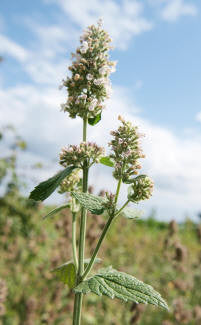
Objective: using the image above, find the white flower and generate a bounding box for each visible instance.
[93,78,104,86]
[99,66,108,75]
[110,65,116,73]
[88,98,98,111]
[109,61,117,73]
[105,83,112,97]
[80,41,89,54]
[86,74,93,81]
[79,94,87,100]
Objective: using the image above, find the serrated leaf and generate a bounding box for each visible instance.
[29,166,75,201]
[71,192,106,215]
[88,113,101,126]
[74,267,168,310]
[121,207,144,219]
[100,156,114,167]
[43,204,69,220]
[51,261,76,288]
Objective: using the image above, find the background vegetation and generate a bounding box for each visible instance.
[1,128,201,325]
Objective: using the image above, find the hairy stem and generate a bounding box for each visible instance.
[73,116,88,325]
[72,211,78,272]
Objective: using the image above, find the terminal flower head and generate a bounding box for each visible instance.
[60,19,116,119]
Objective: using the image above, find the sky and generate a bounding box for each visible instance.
[0,0,201,221]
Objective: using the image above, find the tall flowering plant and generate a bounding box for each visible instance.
[29,20,168,325]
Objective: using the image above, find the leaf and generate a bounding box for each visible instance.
[29,166,75,201]
[71,192,106,215]
[121,207,144,220]
[88,113,101,126]
[100,156,114,167]
[51,258,101,288]
[74,267,168,310]
[43,204,69,220]
[51,261,76,288]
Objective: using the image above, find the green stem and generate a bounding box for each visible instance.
[114,178,122,204]
[73,116,88,325]
[72,211,78,272]
[81,199,130,281]
[115,200,130,217]
[81,214,113,281]
[77,165,88,275]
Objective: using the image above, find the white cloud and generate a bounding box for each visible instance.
[24,59,68,85]
[0,34,29,62]
[48,0,153,50]
[160,0,197,21]
[195,111,201,122]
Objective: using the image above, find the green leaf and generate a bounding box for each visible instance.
[71,192,106,215]
[43,204,69,220]
[29,166,75,201]
[74,267,168,310]
[51,261,76,288]
[121,207,144,220]
[100,156,114,167]
[51,258,101,288]
[88,113,101,126]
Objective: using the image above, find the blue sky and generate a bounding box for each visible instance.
[1,0,201,221]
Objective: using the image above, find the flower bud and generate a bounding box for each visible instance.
[74,74,80,81]
[59,142,105,168]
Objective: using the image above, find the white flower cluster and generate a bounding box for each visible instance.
[127,175,154,202]
[59,141,105,168]
[60,19,116,119]
[109,116,145,182]
[59,169,81,194]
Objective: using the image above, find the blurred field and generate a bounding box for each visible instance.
[1,129,201,324]
[1,187,201,324]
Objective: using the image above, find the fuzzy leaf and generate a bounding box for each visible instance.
[29,166,75,201]
[88,113,101,126]
[52,261,76,288]
[43,204,69,220]
[71,192,106,215]
[74,267,168,310]
[100,156,114,167]
[121,207,144,219]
